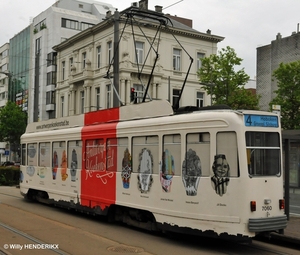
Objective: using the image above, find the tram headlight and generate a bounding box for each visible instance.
[250,201,256,212]
[279,199,285,210]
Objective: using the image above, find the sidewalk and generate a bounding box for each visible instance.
[270,215,300,245]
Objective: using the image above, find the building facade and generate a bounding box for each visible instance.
[0,43,9,108]
[257,31,300,111]
[8,26,31,111]
[0,43,10,164]
[29,0,116,123]
[52,4,224,118]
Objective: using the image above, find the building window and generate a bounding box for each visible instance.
[62,61,65,80]
[96,46,101,69]
[47,53,52,66]
[197,53,205,70]
[46,91,53,104]
[96,87,100,110]
[107,41,112,64]
[82,52,86,69]
[61,18,79,30]
[1,49,8,59]
[35,37,41,54]
[133,84,144,103]
[1,64,7,72]
[47,52,57,66]
[69,57,73,71]
[106,84,111,108]
[34,19,46,33]
[80,91,84,114]
[46,72,56,85]
[81,22,94,31]
[172,89,180,108]
[135,42,144,64]
[61,96,64,117]
[173,49,181,71]
[196,92,204,108]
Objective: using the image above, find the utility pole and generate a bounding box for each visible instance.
[113,10,120,107]
[33,50,40,122]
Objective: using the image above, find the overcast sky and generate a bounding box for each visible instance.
[1,0,300,78]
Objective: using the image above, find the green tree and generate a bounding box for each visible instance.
[269,61,300,129]
[0,101,27,157]
[198,46,259,109]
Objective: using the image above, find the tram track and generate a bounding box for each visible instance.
[0,188,299,255]
[0,221,70,255]
[0,191,22,200]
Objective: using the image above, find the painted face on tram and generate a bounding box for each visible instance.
[214,156,229,177]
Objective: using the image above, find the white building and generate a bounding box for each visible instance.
[0,43,10,163]
[52,3,224,117]
[0,43,10,108]
[29,0,116,123]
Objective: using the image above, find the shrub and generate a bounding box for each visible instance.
[0,167,20,186]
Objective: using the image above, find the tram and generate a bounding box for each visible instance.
[20,100,287,240]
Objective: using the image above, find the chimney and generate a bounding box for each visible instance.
[139,0,148,10]
[106,10,112,18]
[276,33,282,40]
[155,5,163,13]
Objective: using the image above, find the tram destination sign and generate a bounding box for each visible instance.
[244,114,278,127]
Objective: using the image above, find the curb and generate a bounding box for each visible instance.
[270,233,300,245]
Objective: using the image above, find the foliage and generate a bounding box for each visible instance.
[0,167,20,186]
[198,46,260,110]
[0,101,27,146]
[269,61,300,129]
[40,23,47,30]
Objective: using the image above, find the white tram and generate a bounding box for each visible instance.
[20,100,287,240]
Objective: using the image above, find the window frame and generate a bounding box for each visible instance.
[173,48,181,71]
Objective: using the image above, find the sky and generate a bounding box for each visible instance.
[1,0,300,79]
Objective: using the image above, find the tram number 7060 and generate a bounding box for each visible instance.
[262,206,272,211]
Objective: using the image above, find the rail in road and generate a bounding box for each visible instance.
[0,186,300,255]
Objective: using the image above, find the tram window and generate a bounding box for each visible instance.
[107,138,118,171]
[132,136,158,174]
[39,142,50,167]
[186,133,210,177]
[163,134,180,176]
[68,140,82,181]
[52,141,66,180]
[246,132,280,176]
[27,143,37,166]
[216,132,239,177]
[21,144,26,166]
[109,137,128,172]
[85,139,105,170]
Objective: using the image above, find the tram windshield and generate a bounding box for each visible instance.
[246,132,280,176]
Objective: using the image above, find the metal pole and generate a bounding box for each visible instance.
[113,10,120,107]
[33,51,40,122]
[284,138,290,220]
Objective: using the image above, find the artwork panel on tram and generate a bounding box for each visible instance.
[160,134,180,193]
[27,143,37,178]
[67,140,82,201]
[81,122,118,210]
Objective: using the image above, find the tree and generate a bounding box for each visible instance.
[269,61,300,129]
[0,101,27,157]
[198,46,259,110]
